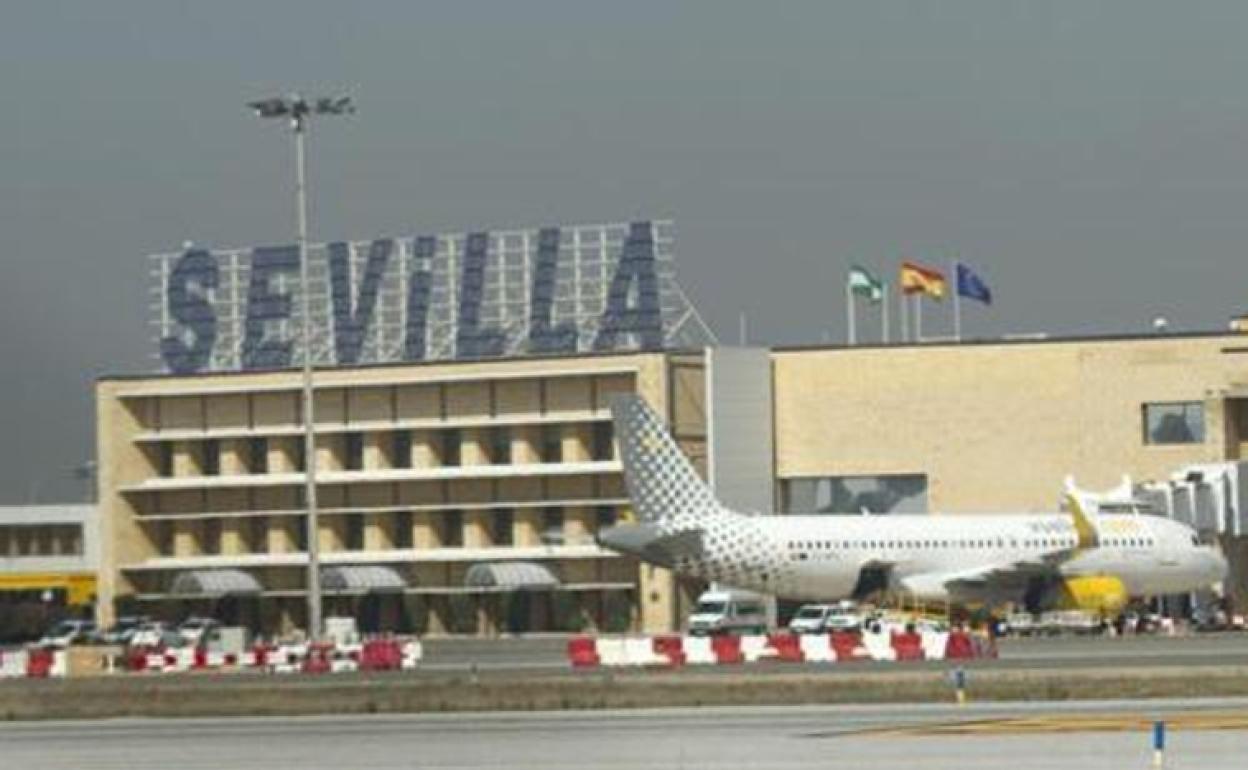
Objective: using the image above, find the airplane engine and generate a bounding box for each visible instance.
[1027,575,1129,615]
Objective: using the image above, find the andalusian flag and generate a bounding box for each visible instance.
[847,266,884,303]
[900,261,947,299]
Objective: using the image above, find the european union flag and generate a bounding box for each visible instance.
[955,263,992,305]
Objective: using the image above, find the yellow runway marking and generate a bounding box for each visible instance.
[869,712,1248,737]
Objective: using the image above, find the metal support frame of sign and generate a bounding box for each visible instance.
[151,219,717,375]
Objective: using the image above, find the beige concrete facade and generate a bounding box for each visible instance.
[95,351,705,635]
[773,333,1248,513]
[95,331,1248,635]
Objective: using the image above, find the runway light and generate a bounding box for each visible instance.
[950,667,967,706]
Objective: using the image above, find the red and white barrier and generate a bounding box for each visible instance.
[1,634,426,680]
[566,628,996,668]
[111,634,425,677]
[0,648,69,679]
[0,649,28,678]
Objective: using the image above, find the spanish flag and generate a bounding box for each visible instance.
[900,261,947,299]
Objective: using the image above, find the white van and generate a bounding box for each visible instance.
[688,589,768,636]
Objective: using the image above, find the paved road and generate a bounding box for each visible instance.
[4,699,1246,769]
[421,632,1248,675]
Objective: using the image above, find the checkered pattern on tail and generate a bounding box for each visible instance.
[610,395,720,530]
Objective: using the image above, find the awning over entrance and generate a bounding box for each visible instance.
[321,565,407,594]
[465,561,560,591]
[169,569,262,597]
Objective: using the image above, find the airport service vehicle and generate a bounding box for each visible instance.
[787,602,864,634]
[687,589,767,635]
[598,396,1228,616]
[37,619,97,648]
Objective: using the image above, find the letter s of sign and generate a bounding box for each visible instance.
[160,248,219,375]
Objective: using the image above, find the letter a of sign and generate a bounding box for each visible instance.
[593,221,663,351]
[328,238,393,365]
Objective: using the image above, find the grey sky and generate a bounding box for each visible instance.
[4,1,1248,502]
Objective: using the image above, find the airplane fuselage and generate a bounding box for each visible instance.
[643,509,1224,604]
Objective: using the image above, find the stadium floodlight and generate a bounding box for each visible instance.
[249,92,354,641]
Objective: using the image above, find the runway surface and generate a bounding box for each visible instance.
[4,698,1247,769]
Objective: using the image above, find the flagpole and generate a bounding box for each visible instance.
[915,294,923,341]
[846,277,856,345]
[882,281,890,344]
[952,259,962,342]
[900,288,909,343]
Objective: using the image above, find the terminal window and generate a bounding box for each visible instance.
[1143,402,1205,445]
[441,511,464,547]
[156,443,174,477]
[247,437,268,474]
[595,506,617,532]
[540,425,562,463]
[394,511,413,548]
[201,440,220,476]
[441,429,462,466]
[488,427,511,465]
[591,423,615,461]
[201,518,221,555]
[491,509,514,546]
[345,515,364,550]
[344,433,364,470]
[391,431,412,468]
[541,508,563,544]
[781,474,928,515]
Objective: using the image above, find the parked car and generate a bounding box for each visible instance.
[687,589,768,636]
[128,622,185,650]
[1191,605,1231,632]
[177,617,221,646]
[787,602,864,634]
[37,619,97,648]
[98,615,152,645]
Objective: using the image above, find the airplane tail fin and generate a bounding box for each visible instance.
[610,395,721,528]
[1062,477,1101,549]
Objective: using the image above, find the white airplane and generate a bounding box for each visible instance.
[598,395,1227,614]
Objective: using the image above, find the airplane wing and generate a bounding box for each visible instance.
[909,547,1074,601]
[936,490,1102,598]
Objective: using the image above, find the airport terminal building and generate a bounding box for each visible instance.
[93,220,1248,635]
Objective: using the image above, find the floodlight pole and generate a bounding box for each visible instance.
[250,93,353,641]
[291,108,322,642]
